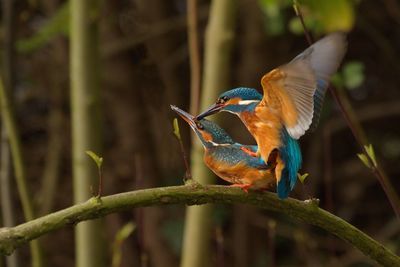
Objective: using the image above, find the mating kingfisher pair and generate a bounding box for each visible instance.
[172,33,347,199]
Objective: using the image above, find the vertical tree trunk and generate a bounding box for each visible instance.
[180,1,237,267]
[70,0,105,266]
[1,0,18,266]
[0,0,42,266]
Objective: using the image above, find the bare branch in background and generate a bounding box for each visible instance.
[187,0,201,116]
[1,0,19,266]
[0,1,43,265]
[293,1,400,219]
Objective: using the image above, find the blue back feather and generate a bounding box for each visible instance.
[277,129,302,199]
[219,87,262,101]
[219,87,262,114]
[209,145,267,170]
[195,119,234,147]
[195,119,267,169]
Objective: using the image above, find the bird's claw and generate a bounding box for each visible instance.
[230,183,251,193]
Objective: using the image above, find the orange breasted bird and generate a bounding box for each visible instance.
[196,33,347,198]
[171,105,276,192]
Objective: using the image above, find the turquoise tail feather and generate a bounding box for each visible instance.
[277,129,302,199]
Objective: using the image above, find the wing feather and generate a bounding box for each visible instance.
[261,59,316,139]
[260,33,347,139]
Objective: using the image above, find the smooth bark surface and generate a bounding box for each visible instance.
[70,0,104,266]
[182,0,237,266]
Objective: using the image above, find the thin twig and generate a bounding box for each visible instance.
[326,100,400,133]
[0,65,43,267]
[293,1,400,218]
[173,119,192,181]
[188,0,202,116]
[177,136,192,181]
[0,130,19,267]
[97,166,103,197]
[293,0,313,45]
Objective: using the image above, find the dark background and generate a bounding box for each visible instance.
[1,0,400,266]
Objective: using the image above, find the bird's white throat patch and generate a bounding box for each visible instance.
[238,100,259,105]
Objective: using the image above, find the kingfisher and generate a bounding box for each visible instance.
[196,33,347,198]
[171,105,277,192]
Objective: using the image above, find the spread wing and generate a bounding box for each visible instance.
[260,33,347,139]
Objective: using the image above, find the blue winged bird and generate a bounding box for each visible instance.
[197,33,347,198]
[171,105,277,192]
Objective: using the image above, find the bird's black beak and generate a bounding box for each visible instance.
[170,105,196,129]
[196,103,224,120]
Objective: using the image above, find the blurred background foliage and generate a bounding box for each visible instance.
[1,0,400,266]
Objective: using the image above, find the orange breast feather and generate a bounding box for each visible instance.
[203,154,275,189]
[240,109,282,164]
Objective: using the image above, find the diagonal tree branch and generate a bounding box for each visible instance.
[0,185,398,266]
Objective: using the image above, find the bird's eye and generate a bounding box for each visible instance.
[196,121,204,129]
[217,96,229,104]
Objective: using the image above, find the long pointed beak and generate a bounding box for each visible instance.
[196,103,224,120]
[170,105,196,128]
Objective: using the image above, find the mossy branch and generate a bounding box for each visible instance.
[0,185,398,266]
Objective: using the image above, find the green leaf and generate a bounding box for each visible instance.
[303,0,355,33]
[17,1,70,53]
[173,118,181,140]
[85,150,103,169]
[357,153,372,169]
[357,144,378,169]
[297,173,309,184]
[364,144,377,167]
[342,61,365,89]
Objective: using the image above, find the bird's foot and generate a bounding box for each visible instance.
[240,147,258,157]
[230,183,251,193]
